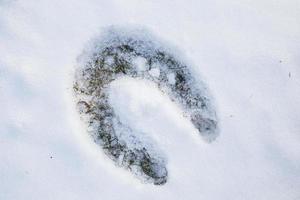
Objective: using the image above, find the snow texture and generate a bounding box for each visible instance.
[1,0,300,199]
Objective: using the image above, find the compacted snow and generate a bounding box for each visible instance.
[1,0,300,199]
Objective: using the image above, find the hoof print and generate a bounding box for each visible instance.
[74,26,218,185]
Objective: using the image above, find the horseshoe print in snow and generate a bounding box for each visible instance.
[74,27,218,185]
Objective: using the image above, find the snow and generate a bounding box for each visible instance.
[167,73,176,85]
[1,0,300,199]
[133,57,148,72]
[149,68,160,78]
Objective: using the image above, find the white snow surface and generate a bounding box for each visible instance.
[1,0,300,200]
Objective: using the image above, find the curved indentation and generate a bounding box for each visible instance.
[74,27,218,185]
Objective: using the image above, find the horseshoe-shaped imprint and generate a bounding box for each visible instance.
[74,27,218,185]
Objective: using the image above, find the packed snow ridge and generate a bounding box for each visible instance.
[73,26,218,185]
